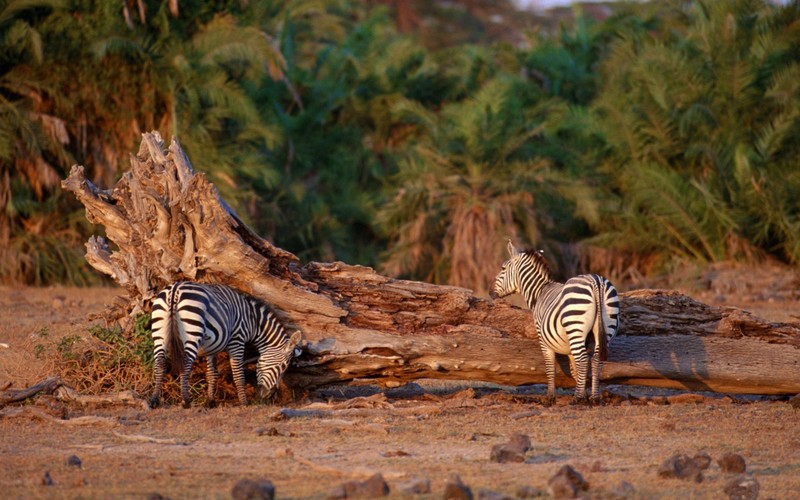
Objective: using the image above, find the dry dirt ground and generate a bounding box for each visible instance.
[1,280,799,499]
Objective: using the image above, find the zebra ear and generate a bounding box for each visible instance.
[507,239,518,256]
[285,330,303,354]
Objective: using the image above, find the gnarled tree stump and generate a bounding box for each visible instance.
[62,132,800,395]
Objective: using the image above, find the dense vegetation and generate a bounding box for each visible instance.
[2,0,798,293]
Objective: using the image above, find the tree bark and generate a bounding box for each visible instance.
[62,132,800,395]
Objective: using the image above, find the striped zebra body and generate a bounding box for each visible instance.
[491,241,620,405]
[149,282,302,408]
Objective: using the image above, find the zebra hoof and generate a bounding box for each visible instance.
[148,396,160,409]
[204,399,217,409]
[540,396,555,407]
[589,396,603,406]
[182,399,191,409]
[570,396,589,406]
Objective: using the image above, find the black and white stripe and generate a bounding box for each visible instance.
[490,241,620,405]
[149,281,302,408]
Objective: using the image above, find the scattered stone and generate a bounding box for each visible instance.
[693,452,712,470]
[42,471,54,486]
[490,444,525,464]
[515,485,546,498]
[66,454,82,468]
[255,427,280,437]
[476,488,514,500]
[609,480,636,499]
[381,449,410,457]
[508,432,531,452]
[657,454,704,483]
[788,393,800,409]
[329,473,389,498]
[146,494,171,500]
[547,465,589,499]
[52,297,66,310]
[723,474,760,500]
[443,473,473,500]
[231,478,275,500]
[511,409,541,419]
[490,432,531,463]
[398,477,430,495]
[718,453,747,474]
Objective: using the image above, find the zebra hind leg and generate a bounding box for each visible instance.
[590,348,603,405]
[149,352,167,409]
[570,352,590,406]
[180,356,196,409]
[204,354,219,409]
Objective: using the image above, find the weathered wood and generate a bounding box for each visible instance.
[61,132,800,395]
[0,376,64,405]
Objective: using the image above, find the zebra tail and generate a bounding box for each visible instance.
[166,289,185,376]
[595,276,609,362]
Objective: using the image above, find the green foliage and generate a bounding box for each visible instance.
[2,0,800,290]
[592,0,800,267]
[88,313,154,369]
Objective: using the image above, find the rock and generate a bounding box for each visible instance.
[490,432,531,463]
[231,478,275,500]
[692,452,712,470]
[66,454,82,468]
[52,297,66,310]
[508,432,531,453]
[516,485,546,498]
[723,474,759,500]
[657,454,703,483]
[477,488,514,500]
[443,473,473,500]
[788,393,800,409]
[609,480,636,499]
[329,473,389,498]
[398,477,430,495]
[255,427,280,437]
[547,465,589,499]
[718,453,747,474]
[42,471,54,486]
[490,444,525,463]
[146,494,170,500]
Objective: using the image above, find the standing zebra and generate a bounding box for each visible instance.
[490,241,620,405]
[149,281,302,408]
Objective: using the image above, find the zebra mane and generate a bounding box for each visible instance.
[520,248,551,278]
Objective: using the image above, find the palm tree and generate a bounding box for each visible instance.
[592,0,800,266]
[377,77,580,293]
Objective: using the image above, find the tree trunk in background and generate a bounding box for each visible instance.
[61,132,800,395]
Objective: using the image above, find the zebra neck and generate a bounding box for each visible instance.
[520,277,554,309]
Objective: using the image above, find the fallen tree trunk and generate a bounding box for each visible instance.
[61,132,800,395]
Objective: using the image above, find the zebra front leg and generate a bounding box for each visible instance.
[149,351,167,409]
[204,354,219,408]
[228,352,248,406]
[542,349,558,407]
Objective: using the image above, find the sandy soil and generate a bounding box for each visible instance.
[1,283,799,499]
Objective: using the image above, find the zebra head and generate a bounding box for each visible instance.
[258,330,303,399]
[490,240,549,299]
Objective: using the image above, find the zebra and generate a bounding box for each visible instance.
[149,281,302,408]
[490,241,620,405]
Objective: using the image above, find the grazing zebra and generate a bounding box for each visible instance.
[149,281,302,408]
[490,241,620,405]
